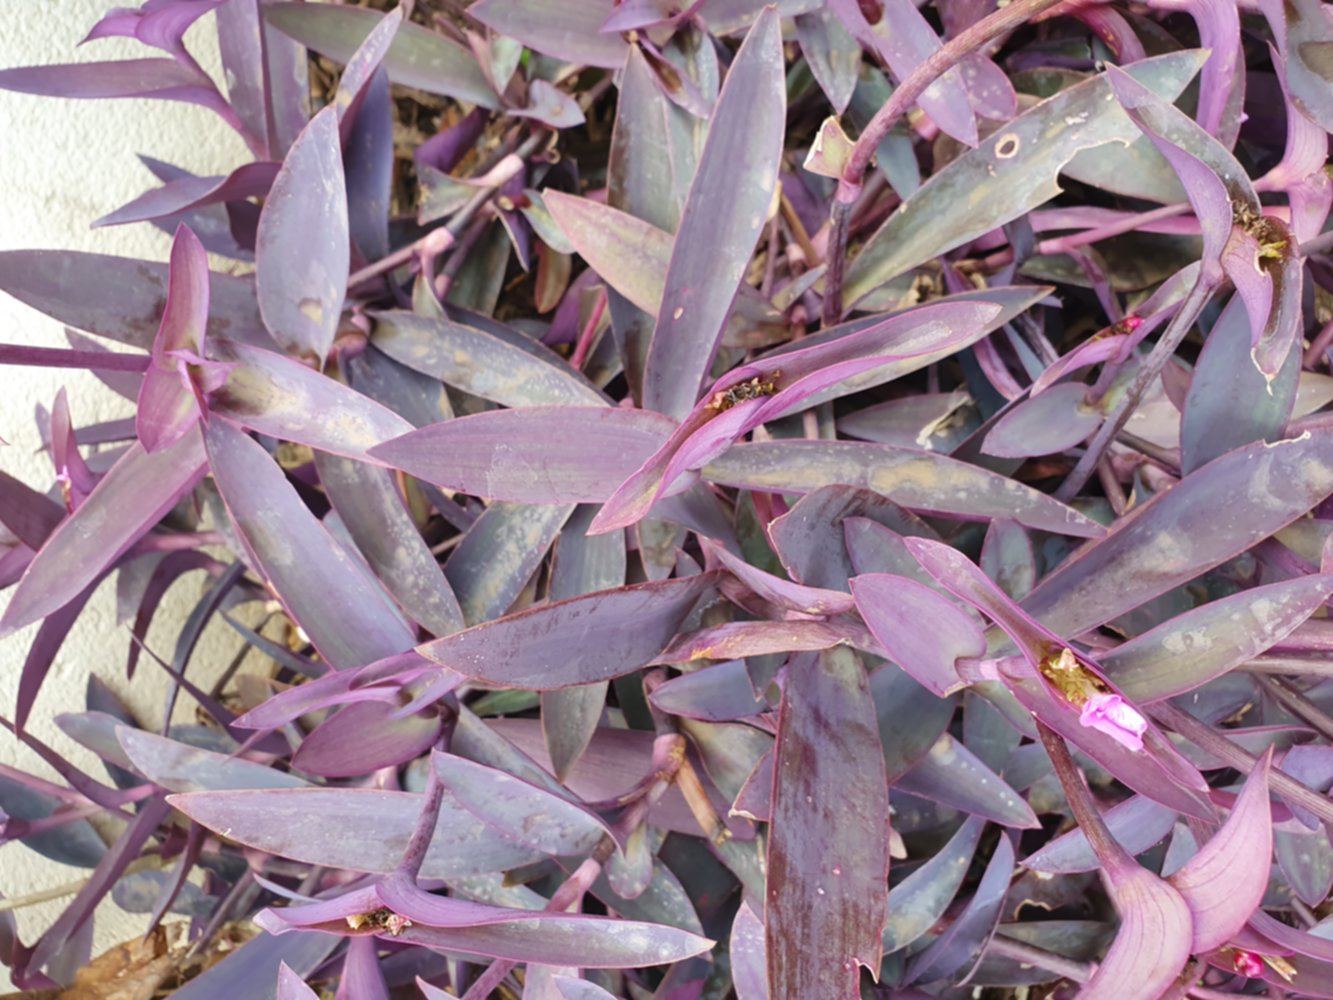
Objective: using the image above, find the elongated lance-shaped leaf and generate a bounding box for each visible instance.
[795,7,859,114]
[885,816,985,953]
[421,574,717,688]
[642,8,785,419]
[897,735,1038,829]
[204,420,415,668]
[173,933,339,1000]
[703,441,1103,538]
[542,503,625,781]
[265,2,499,107]
[544,192,670,316]
[593,300,1003,532]
[0,429,206,636]
[435,753,614,857]
[905,833,1015,985]
[1100,575,1333,703]
[443,502,574,626]
[1167,750,1273,951]
[554,979,618,1000]
[137,224,212,452]
[332,7,401,124]
[730,901,769,1000]
[0,58,228,115]
[1260,0,1333,134]
[276,963,319,1000]
[468,0,628,69]
[1078,864,1194,1000]
[852,574,986,697]
[118,728,309,793]
[95,162,280,230]
[1021,429,1333,638]
[373,310,606,407]
[292,699,442,777]
[171,786,542,876]
[1181,294,1300,474]
[1023,796,1178,875]
[315,452,463,636]
[255,106,347,365]
[829,0,977,145]
[767,647,888,998]
[209,340,413,461]
[842,50,1207,309]
[258,876,713,968]
[0,250,265,350]
[368,406,673,504]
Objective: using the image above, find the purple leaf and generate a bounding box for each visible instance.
[94,162,279,229]
[170,786,542,876]
[208,340,413,461]
[0,429,206,635]
[767,647,888,997]
[368,406,673,504]
[1167,751,1272,951]
[905,834,1014,985]
[0,57,226,112]
[343,67,393,261]
[292,701,443,778]
[554,978,619,1000]
[137,224,215,452]
[204,419,416,668]
[1023,796,1178,875]
[1100,575,1333,703]
[649,659,769,721]
[333,936,388,1000]
[420,574,716,688]
[315,452,463,636]
[332,7,402,124]
[276,962,319,1000]
[896,735,1039,829]
[642,7,785,419]
[1022,429,1333,638]
[435,752,614,856]
[981,383,1104,459]
[544,192,670,316]
[174,934,339,1000]
[830,0,978,146]
[703,441,1104,538]
[1260,0,1333,134]
[373,310,607,407]
[1181,293,1300,474]
[444,502,574,625]
[1078,865,1193,1000]
[656,620,859,664]
[117,728,307,792]
[884,816,985,953]
[794,8,859,114]
[0,250,266,350]
[729,901,769,1000]
[851,573,986,697]
[468,0,628,69]
[265,2,498,107]
[83,0,223,56]
[844,50,1207,309]
[255,106,348,365]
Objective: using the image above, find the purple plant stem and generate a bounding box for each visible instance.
[1037,722,1138,875]
[1150,700,1333,828]
[980,202,1195,270]
[822,0,1068,323]
[1303,316,1333,367]
[569,287,607,371]
[1300,229,1333,258]
[1244,655,1333,677]
[0,343,149,372]
[1055,277,1213,500]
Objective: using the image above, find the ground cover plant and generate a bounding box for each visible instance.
[2,0,1333,996]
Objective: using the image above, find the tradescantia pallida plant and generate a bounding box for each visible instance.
[5,0,1333,996]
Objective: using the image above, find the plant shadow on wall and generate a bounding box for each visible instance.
[2,0,1333,997]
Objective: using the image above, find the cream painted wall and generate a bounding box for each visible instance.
[0,2,255,987]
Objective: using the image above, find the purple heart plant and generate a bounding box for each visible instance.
[3,0,1333,997]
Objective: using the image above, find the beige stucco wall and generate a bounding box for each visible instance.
[0,2,252,986]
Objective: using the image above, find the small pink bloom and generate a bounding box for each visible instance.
[1232,949,1264,978]
[1079,693,1147,752]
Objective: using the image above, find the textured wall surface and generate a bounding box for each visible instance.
[0,2,251,987]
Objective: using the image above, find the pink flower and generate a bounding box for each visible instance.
[1079,693,1147,752]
